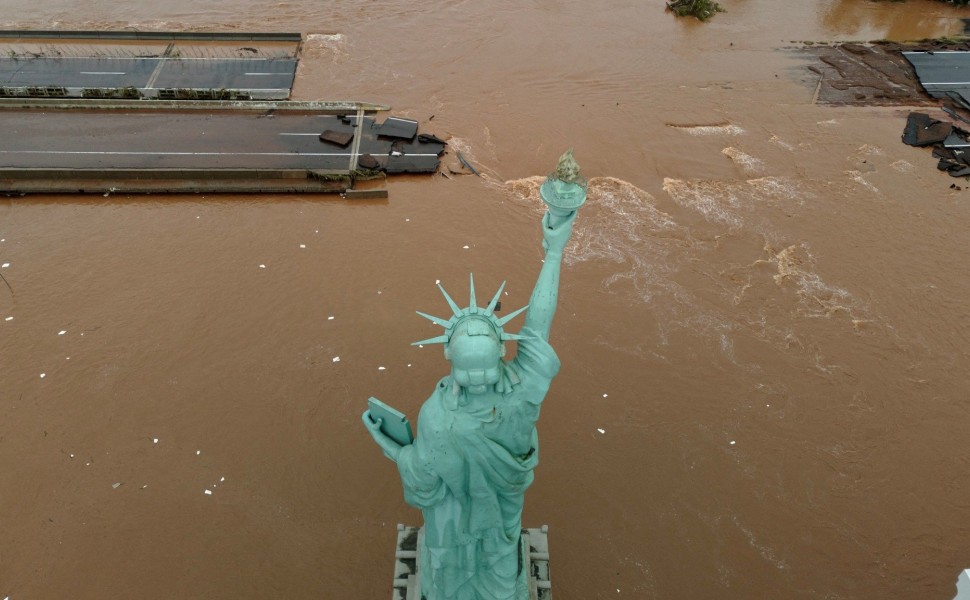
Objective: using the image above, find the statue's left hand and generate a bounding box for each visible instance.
[362,410,403,463]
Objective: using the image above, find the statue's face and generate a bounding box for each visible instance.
[445,318,504,395]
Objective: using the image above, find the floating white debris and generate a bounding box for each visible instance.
[315,229,319,233]
[1,263,9,268]
[730,440,736,445]
[196,216,200,219]
[4,316,12,322]
[141,485,148,489]
[602,393,608,398]
[462,245,470,249]
[328,316,334,320]
[299,244,306,249]
[378,290,382,295]
[597,428,606,434]
[69,453,74,458]
[204,489,212,495]
[378,366,386,371]
[112,482,121,489]
[39,373,45,378]
[407,363,412,367]
[259,264,266,269]
[220,476,225,482]
[196,450,201,456]
[332,356,340,363]
[435,279,440,284]
[153,438,159,444]
[405,218,410,222]
[66,357,70,360]
[58,330,66,336]
[418,344,424,348]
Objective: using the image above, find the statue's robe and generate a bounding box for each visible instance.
[396,328,560,600]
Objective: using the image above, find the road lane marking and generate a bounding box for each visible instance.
[0,150,440,157]
[80,71,126,75]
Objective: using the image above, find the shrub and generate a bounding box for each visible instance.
[667,0,726,21]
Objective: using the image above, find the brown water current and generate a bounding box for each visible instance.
[2,1,970,599]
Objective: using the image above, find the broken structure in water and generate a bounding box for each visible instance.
[0,30,446,196]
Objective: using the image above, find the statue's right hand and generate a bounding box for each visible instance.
[541,210,577,255]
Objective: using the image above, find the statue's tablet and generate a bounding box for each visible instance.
[368,397,414,446]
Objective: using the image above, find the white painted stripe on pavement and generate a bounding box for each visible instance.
[0,150,438,157]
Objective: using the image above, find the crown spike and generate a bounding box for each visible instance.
[484,281,506,317]
[416,310,452,328]
[495,304,529,327]
[437,282,463,318]
[411,334,450,346]
[469,273,478,312]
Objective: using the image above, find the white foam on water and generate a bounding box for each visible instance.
[664,176,806,229]
[845,170,879,194]
[563,177,684,303]
[770,243,868,321]
[447,136,495,180]
[500,175,742,348]
[663,178,744,229]
[853,144,885,157]
[890,159,915,173]
[722,147,764,175]
[768,135,796,152]
[668,123,745,136]
[303,33,348,62]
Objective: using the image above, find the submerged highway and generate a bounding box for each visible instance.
[0,109,442,171]
[0,33,442,193]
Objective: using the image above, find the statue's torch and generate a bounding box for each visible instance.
[539,148,587,228]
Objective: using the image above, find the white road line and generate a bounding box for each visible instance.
[0,150,439,157]
[80,71,126,75]
[21,56,290,62]
[244,72,279,76]
[279,133,322,136]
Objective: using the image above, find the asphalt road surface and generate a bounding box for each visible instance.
[0,57,296,98]
[0,110,442,171]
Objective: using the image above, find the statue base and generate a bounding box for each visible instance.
[391,524,552,600]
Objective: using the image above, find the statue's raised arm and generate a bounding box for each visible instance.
[523,149,587,341]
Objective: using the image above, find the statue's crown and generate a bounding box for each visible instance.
[412,274,531,346]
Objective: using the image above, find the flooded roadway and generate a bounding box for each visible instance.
[1,1,970,599]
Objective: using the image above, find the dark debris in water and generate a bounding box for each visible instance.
[902,112,952,147]
[903,110,970,178]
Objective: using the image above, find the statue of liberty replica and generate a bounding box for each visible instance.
[363,150,586,600]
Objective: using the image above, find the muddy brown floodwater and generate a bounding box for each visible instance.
[2,1,970,599]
